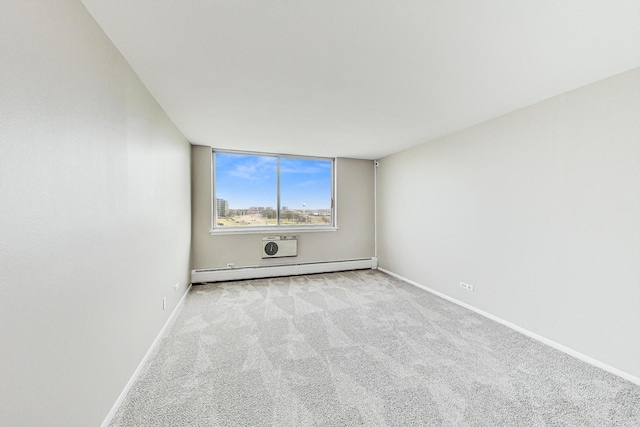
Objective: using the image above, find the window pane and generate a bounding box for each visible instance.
[214,153,277,227]
[279,158,332,226]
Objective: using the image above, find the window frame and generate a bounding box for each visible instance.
[210,149,338,234]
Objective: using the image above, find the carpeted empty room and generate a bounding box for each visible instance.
[109,270,640,426]
[4,1,640,426]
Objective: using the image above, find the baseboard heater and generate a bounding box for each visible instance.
[191,257,378,284]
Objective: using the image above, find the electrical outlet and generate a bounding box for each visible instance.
[162,297,166,310]
[226,263,235,268]
[460,282,474,291]
[174,282,179,292]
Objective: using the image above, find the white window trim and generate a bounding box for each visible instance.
[210,149,338,234]
[210,226,338,235]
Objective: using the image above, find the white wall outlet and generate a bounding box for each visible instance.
[162,297,166,310]
[174,282,179,292]
[460,282,474,291]
[226,263,235,268]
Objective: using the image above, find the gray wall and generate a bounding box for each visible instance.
[191,146,375,269]
[377,68,640,379]
[0,2,191,426]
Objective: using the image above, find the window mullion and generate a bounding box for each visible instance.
[276,156,281,226]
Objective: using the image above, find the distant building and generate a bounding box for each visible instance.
[216,198,228,217]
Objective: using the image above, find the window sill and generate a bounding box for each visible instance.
[210,226,338,235]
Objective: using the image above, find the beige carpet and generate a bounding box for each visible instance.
[110,269,640,426]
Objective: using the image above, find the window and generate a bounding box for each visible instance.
[213,150,335,231]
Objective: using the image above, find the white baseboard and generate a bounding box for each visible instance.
[378,267,640,386]
[191,257,377,283]
[100,284,193,427]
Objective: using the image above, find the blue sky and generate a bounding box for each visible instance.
[215,153,332,210]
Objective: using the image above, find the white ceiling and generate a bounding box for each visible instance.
[81,0,640,160]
